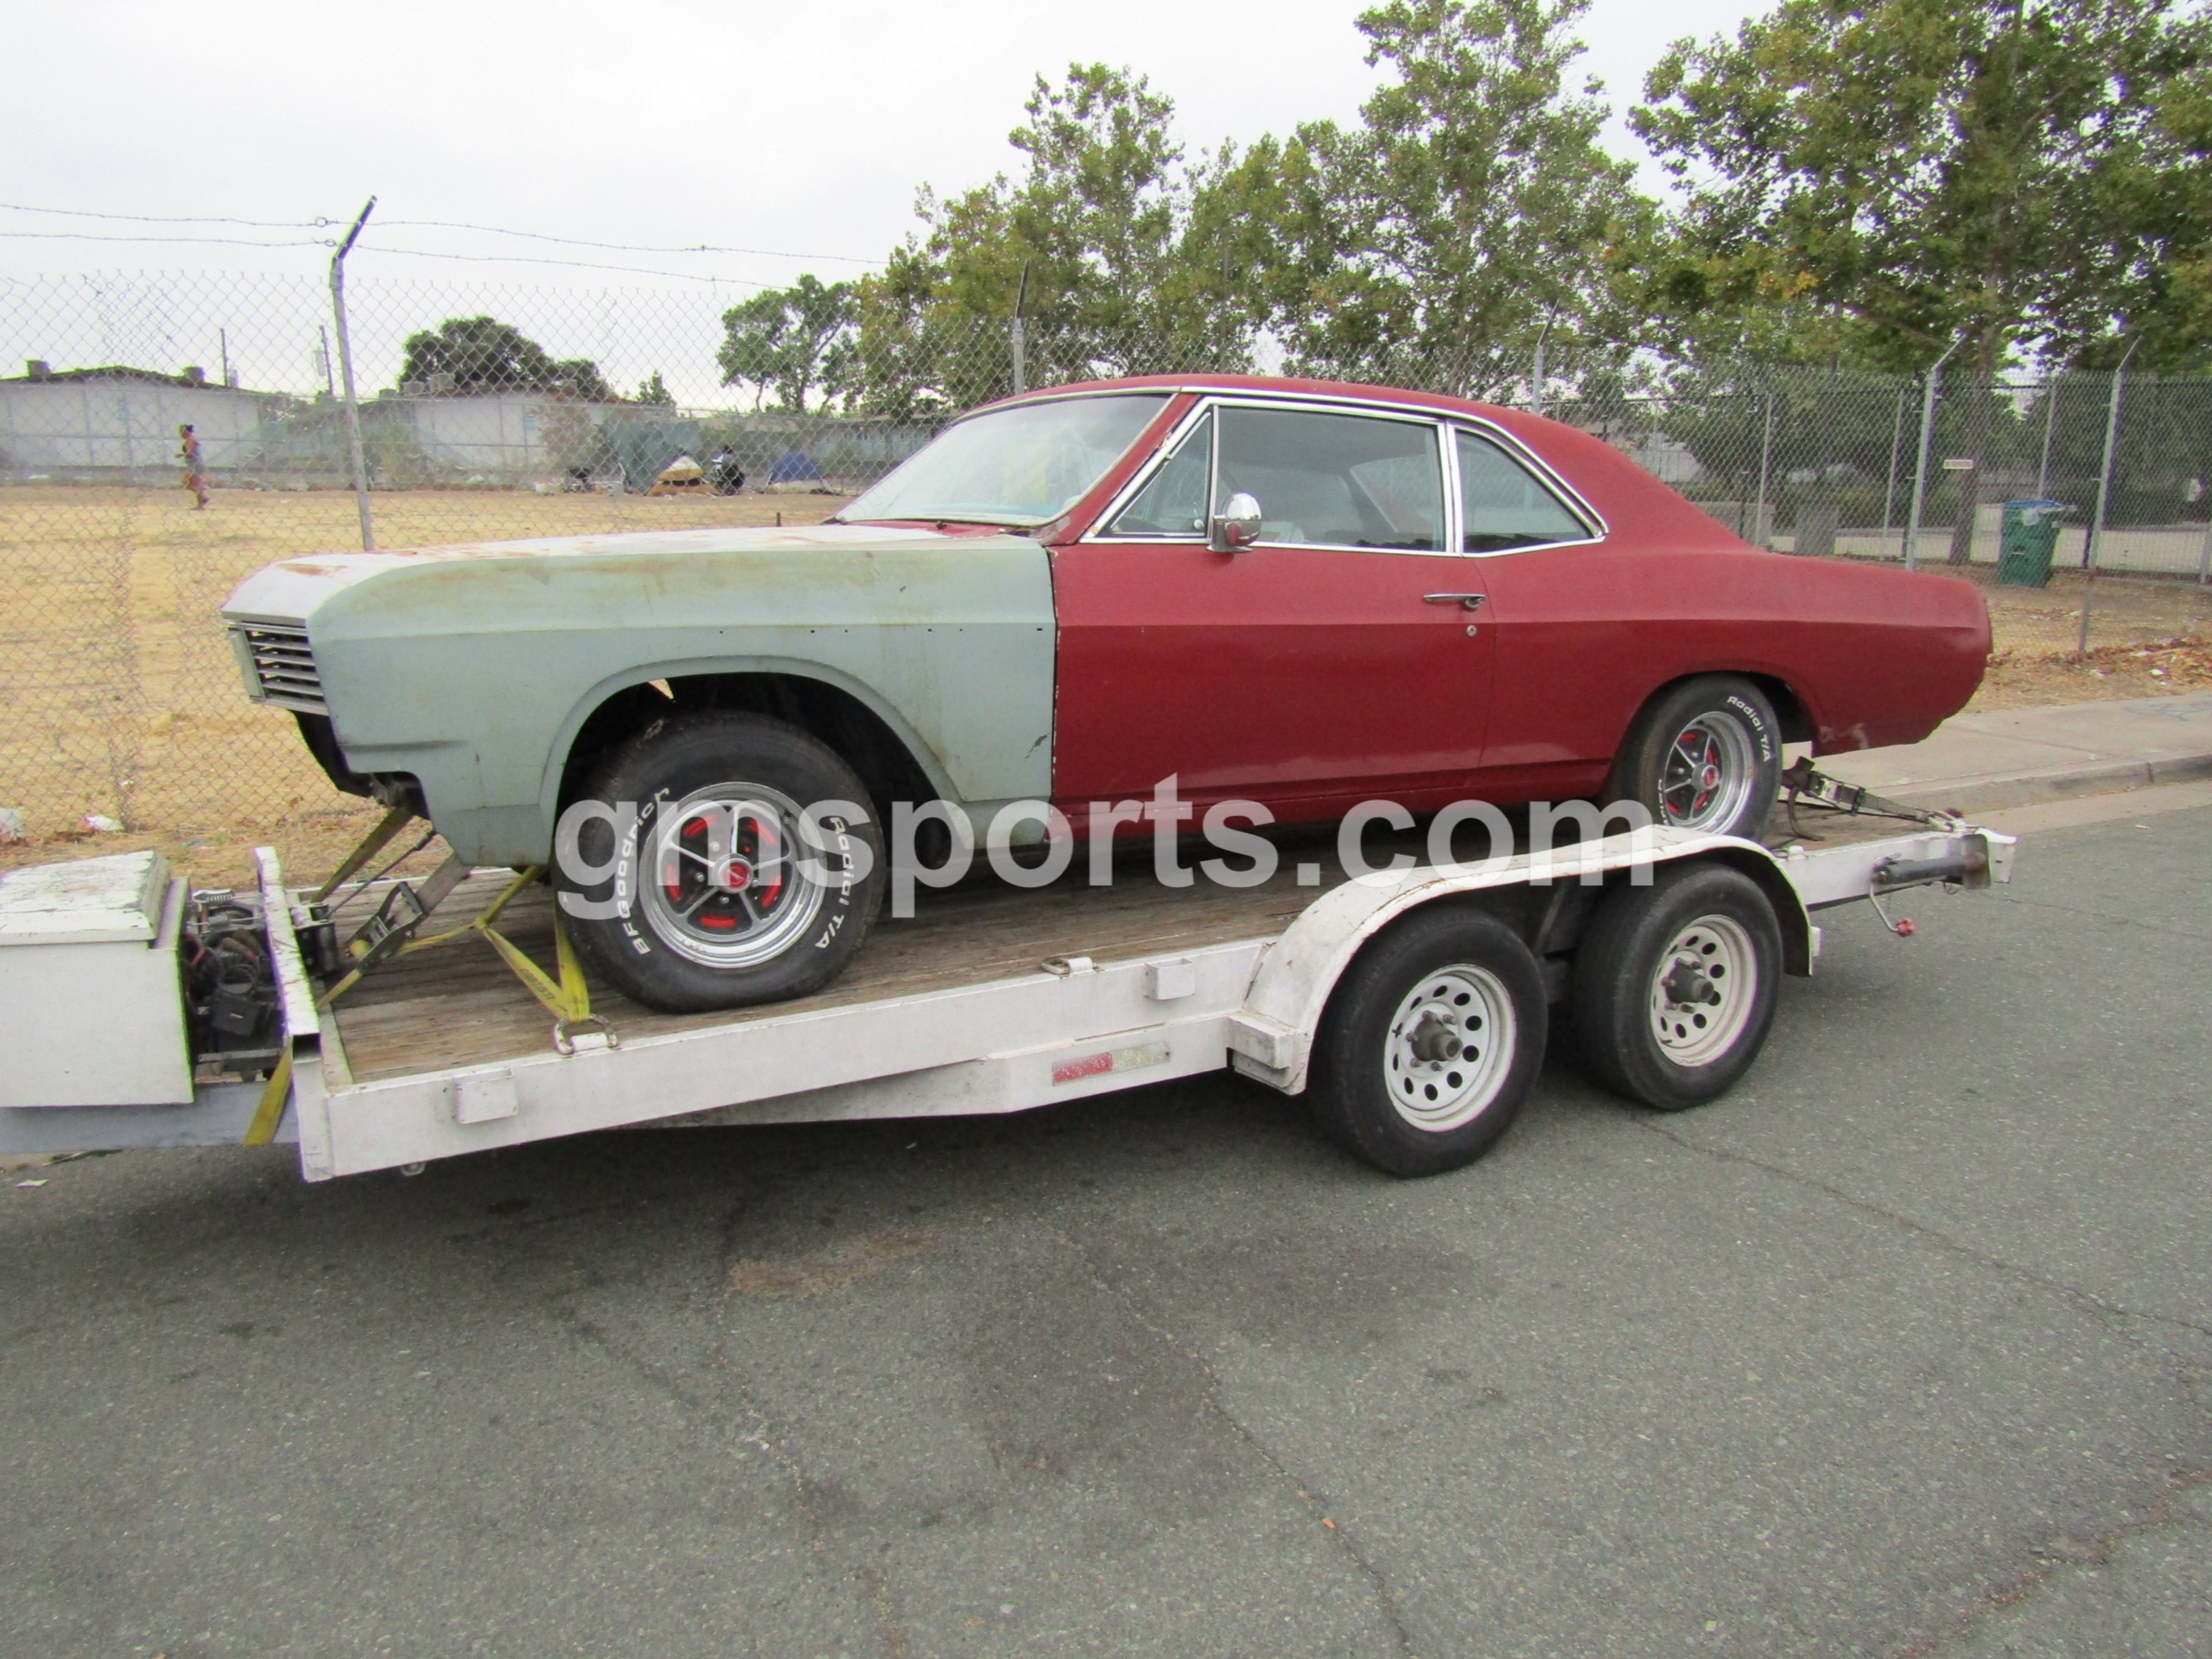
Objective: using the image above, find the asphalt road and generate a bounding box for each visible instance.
[4,806,2209,1659]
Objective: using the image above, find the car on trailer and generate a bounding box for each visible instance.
[222,376,1991,1015]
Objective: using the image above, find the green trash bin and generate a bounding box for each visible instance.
[1997,499,2067,588]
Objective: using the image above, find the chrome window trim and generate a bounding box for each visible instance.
[1082,393,1466,558]
[1447,422,1609,556]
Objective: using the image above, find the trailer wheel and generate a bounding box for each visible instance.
[1607,675,1781,841]
[1307,907,1547,1178]
[558,712,885,1013]
[1569,862,1781,1111]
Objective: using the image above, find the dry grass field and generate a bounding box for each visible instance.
[0,481,2205,892]
[0,483,849,887]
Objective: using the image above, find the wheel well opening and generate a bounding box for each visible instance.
[1629,671,1814,748]
[559,672,940,825]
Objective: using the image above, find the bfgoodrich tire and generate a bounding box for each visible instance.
[1568,861,1782,1111]
[1307,906,1547,1178]
[1607,675,1782,842]
[557,712,884,1013]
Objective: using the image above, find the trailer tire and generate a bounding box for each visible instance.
[1569,862,1781,1111]
[558,712,884,1013]
[1307,907,1546,1178]
[1607,675,1781,841]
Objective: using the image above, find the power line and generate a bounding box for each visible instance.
[0,201,879,270]
[376,218,875,264]
[0,229,331,248]
[358,242,778,288]
[0,201,331,230]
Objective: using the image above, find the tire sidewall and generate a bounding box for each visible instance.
[1573,862,1781,1110]
[560,713,885,1011]
[1616,675,1783,842]
[1310,906,1547,1178]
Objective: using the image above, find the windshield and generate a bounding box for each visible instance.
[838,393,1170,527]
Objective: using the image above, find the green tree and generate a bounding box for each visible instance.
[854,63,1250,413]
[717,274,856,412]
[1632,0,2211,558]
[395,316,613,400]
[1211,0,1656,398]
[634,370,675,407]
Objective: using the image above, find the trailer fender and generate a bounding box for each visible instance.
[1225,830,1811,1095]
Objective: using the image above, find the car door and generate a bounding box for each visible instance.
[1443,424,1620,802]
[1050,398,1495,822]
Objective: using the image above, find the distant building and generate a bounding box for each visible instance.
[0,362,288,475]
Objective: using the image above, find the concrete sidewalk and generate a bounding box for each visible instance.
[1819,690,2212,813]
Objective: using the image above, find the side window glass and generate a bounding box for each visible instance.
[1215,406,1443,550]
[1457,429,1591,551]
[1106,411,1212,538]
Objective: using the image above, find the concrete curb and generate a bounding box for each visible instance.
[1878,751,2212,815]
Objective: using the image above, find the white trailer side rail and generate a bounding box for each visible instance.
[0,824,2014,1179]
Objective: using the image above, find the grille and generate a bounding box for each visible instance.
[234,623,327,714]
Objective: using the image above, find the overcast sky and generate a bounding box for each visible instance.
[3,0,1756,295]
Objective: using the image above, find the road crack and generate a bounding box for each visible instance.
[1045,1221,1420,1658]
[1631,1115,2212,1345]
[1887,1468,2212,1657]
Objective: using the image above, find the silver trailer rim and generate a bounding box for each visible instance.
[1384,965,1517,1132]
[1648,913,1758,1066]
[638,782,826,969]
[1658,712,1757,832]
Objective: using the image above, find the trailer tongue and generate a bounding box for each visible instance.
[0,795,2015,1181]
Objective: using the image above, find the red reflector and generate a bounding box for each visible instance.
[1051,1052,1115,1085]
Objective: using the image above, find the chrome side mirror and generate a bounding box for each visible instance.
[1208,492,1262,553]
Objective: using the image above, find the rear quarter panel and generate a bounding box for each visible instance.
[1470,414,1989,793]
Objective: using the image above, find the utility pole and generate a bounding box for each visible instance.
[330,196,377,552]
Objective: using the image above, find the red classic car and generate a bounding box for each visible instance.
[229,373,1987,1016]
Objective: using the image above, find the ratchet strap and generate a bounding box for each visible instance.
[242,836,615,1147]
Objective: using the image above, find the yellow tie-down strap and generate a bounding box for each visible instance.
[242,865,612,1147]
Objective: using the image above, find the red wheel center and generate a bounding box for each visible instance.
[1701,764,1720,789]
[717,857,753,891]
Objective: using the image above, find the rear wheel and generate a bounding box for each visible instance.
[1568,861,1781,1111]
[558,712,884,1013]
[1608,675,1782,842]
[1307,907,1547,1177]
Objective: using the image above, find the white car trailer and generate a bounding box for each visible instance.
[0,786,2013,1182]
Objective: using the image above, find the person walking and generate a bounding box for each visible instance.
[178,423,210,509]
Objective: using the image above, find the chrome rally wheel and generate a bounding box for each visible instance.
[639,783,825,970]
[1658,712,1758,832]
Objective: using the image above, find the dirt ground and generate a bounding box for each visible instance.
[0,483,850,888]
[0,484,2204,892]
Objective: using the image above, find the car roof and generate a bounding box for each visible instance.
[981,372,1516,426]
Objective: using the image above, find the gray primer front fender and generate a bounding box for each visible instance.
[225,526,1056,866]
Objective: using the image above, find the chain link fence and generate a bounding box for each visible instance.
[4,267,2209,859]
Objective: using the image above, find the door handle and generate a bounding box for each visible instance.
[1424,592,1486,609]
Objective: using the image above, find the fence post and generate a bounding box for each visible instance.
[1879,384,1906,551]
[1009,262,1029,397]
[2078,345,2136,655]
[1902,341,1957,573]
[329,197,377,552]
[1530,325,1547,419]
[1753,386,1775,549]
[2035,371,2060,498]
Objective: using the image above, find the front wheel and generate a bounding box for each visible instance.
[558,712,885,1013]
[1568,861,1782,1111]
[1306,907,1547,1177]
[1608,675,1782,842]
